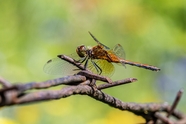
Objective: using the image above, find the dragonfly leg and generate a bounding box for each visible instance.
[80,56,87,63]
[73,56,89,71]
[74,56,87,63]
[91,59,102,75]
[74,56,88,67]
[84,57,89,70]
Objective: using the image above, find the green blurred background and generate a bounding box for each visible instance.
[0,0,185,124]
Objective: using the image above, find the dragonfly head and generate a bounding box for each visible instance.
[76,45,87,58]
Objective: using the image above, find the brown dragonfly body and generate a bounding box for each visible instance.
[44,32,160,76]
[75,32,160,74]
[77,44,120,63]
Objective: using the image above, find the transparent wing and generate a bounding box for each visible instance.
[68,53,81,61]
[87,59,115,76]
[112,44,125,59]
[88,32,110,50]
[110,44,126,67]
[43,57,81,76]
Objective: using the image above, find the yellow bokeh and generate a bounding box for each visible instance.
[15,105,40,124]
[89,109,145,124]
[43,99,72,117]
[0,118,18,124]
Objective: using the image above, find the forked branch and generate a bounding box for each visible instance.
[0,55,185,124]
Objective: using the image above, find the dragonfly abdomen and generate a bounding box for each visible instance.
[120,60,160,71]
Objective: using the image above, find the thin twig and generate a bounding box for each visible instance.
[77,70,112,83]
[97,78,137,90]
[155,112,174,124]
[0,76,12,88]
[167,89,183,118]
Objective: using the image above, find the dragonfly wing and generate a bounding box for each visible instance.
[43,57,80,76]
[87,59,115,76]
[112,44,125,59]
[68,53,81,61]
[111,44,126,66]
[88,32,110,50]
[98,43,110,50]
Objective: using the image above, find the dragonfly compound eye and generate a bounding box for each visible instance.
[76,45,86,58]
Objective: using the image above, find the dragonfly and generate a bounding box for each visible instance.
[44,32,160,76]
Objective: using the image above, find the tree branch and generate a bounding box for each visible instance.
[0,74,185,123]
[0,55,185,124]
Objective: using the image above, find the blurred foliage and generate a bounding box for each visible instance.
[0,0,185,124]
